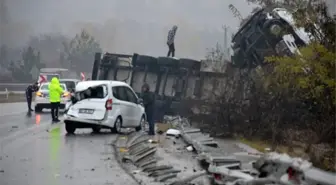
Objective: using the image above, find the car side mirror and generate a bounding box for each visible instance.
[137,98,143,104]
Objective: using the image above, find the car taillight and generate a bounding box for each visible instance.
[213,173,222,180]
[287,167,295,179]
[105,99,112,110]
[36,91,42,97]
[62,92,70,97]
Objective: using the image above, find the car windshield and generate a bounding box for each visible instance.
[75,85,107,100]
[45,74,60,81]
[40,84,66,91]
[60,81,76,90]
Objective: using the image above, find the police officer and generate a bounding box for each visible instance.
[25,82,39,111]
[49,77,64,122]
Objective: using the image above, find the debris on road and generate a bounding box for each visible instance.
[186,146,193,152]
[114,130,205,185]
[166,129,181,137]
[114,115,336,185]
[148,139,158,144]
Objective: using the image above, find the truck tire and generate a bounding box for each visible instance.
[157,57,179,67]
[92,52,102,80]
[135,55,157,66]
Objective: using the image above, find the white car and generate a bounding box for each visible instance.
[63,80,146,134]
[34,83,71,112]
[59,79,80,92]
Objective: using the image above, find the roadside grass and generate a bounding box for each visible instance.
[237,136,335,171]
[237,136,307,157]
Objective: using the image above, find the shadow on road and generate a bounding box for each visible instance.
[65,130,115,138]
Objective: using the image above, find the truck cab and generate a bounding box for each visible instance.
[231,8,313,69]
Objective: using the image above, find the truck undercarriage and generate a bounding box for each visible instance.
[91,53,205,121]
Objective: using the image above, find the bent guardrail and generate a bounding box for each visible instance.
[165,115,336,185]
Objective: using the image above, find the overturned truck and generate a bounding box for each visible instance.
[91,53,209,121]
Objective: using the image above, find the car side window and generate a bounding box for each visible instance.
[124,87,138,104]
[112,86,128,101]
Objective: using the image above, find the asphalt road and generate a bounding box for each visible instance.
[0,102,138,185]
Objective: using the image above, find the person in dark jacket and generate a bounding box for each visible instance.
[167,25,178,57]
[25,82,39,111]
[141,83,156,135]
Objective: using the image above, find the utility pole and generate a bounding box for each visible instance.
[222,25,228,60]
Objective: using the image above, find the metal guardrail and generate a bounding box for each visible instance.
[0,91,25,95]
[0,83,29,92]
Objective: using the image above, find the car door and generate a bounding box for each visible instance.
[124,86,142,126]
[111,86,133,127]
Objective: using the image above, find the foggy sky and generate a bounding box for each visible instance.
[5,0,256,59]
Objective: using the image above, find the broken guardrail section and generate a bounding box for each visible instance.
[176,116,336,185]
[115,132,182,183]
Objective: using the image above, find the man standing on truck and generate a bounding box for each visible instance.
[141,83,156,135]
[167,25,178,57]
[25,82,39,111]
[49,77,64,122]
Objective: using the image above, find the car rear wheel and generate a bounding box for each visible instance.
[65,124,76,134]
[135,116,146,132]
[111,117,122,133]
[92,127,101,133]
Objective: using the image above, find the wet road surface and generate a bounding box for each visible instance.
[0,103,138,185]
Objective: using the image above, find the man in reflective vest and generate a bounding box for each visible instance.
[48,77,63,122]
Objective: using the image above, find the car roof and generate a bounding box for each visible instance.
[76,80,130,92]
[39,83,67,90]
[59,79,80,82]
[40,82,66,86]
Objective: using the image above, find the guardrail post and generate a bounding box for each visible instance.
[5,88,8,99]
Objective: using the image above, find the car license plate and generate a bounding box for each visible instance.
[79,109,94,114]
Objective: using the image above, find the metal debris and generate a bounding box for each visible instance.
[155,173,178,182]
[148,169,181,177]
[145,165,173,173]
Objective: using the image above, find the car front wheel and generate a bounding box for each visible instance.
[65,124,76,134]
[135,116,146,132]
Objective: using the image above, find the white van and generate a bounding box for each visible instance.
[64,80,146,134]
